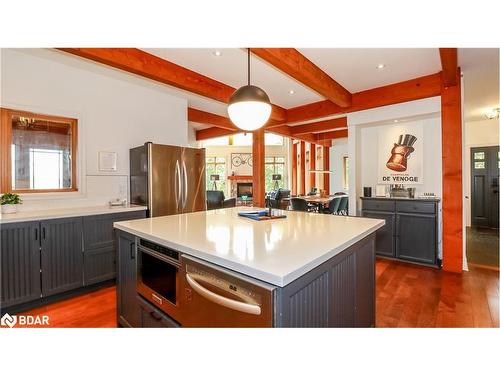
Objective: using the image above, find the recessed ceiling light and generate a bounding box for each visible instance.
[376,63,386,70]
[213,50,222,57]
[394,119,399,123]
[289,89,295,95]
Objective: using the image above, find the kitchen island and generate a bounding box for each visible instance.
[114,207,384,328]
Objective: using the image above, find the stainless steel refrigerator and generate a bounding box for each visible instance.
[130,142,206,217]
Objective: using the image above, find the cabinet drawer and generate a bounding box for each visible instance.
[396,201,436,214]
[362,199,395,212]
[138,297,180,328]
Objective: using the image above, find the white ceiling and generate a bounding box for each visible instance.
[141,48,499,124]
[459,48,499,122]
[143,48,322,114]
[298,48,441,92]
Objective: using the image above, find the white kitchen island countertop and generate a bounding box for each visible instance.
[114,207,384,287]
[0,204,147,224]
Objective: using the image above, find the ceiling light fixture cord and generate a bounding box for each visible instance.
[247,48,251,85]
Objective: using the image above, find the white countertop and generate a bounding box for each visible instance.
[0,204,147,224]
[114,207,384,287]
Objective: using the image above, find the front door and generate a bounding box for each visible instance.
[471,146,500,228]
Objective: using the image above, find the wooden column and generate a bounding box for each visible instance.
[252,128,265,208]
[310,144,316,189]
[323,146,330,195]
[441,69,463,273]
[291,142,298,196]
[300,141,306,195]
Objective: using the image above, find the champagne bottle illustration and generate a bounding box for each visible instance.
[386,134,417,172]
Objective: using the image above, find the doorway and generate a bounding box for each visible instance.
[468,146,499,269]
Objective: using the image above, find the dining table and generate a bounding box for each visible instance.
[284,195,344,212]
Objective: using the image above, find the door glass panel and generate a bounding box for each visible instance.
[473,152,485,160]
[474,161,485,169]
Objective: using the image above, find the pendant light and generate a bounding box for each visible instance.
[227,48,272,131]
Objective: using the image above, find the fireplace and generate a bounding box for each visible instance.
[237,182,253,197]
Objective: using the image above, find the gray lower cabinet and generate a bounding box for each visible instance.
[0,222,41,308]
[1,209,146,313]
[83,211,146,285]
[396,213,437,264]
[117,230,141,327]
[361,210,395,257]
[40,217,84,297]
[361,197,439,266]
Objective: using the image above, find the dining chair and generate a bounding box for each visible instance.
[290,197,309,212]
[326,196,342,214]
[337,196,349,215]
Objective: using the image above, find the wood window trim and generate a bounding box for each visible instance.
[0,107,78,194]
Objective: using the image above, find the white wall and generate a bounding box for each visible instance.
[347,97,443,258]
[358,117,443,201]
[1,48,189,211]
[329,138,348,194]
[464,118,500,226]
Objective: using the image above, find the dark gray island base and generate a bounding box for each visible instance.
[116,230,376,328]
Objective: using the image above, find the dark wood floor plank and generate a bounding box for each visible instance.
[9,259,499,328]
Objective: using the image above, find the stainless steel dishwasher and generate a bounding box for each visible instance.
[180,255,276,327]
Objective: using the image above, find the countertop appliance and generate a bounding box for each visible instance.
[180,255,275,327]
[130,142,206,217]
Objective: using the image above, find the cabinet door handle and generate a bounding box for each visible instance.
[34,228,38,241]
[42,227,46,240]
[149,310,162,321]
[130,242,135,259]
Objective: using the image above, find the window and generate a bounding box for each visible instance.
[343,156,349,190]
[264,133,284,146]
[205,156,226,193]
[265,156,285,192]
[0,108,78,193]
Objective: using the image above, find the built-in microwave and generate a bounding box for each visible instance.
[136,239,181,321]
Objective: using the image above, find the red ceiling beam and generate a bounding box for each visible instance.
[286,72,442,123]
[290,117,347,135]
[315,128,348,141]
[58,48,287,122]
[439,48,458,87]
[188,108,238,131]
[195,127,238,141]
[251,48,352,107]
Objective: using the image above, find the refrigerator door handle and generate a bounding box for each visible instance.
[182,160,188,209]
[175,160,182,210]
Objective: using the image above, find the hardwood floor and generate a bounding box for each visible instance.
[10,286,117,328]
[376,259,499,327]
[10,259,500,328]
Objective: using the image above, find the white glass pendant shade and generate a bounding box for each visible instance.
[228,84,272,131]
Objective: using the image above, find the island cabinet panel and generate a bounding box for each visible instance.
[396,213,437,265]
[83,211,146,285]
[0,222,41,309]
[116,230,141,328]
[275,234,376,328]
[40,217,84,297]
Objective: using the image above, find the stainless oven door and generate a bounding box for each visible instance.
[180,255,276,327]
[136,245,181,322]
